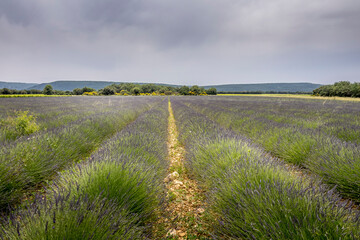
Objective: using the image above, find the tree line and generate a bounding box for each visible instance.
[313,81,360,98]
[0,83,217,96]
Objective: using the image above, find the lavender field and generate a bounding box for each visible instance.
[0,96,359,239]
[179,96,360,201]
[171,96,360,239]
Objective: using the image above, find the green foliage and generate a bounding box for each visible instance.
[0,99,168,239]
[178,86,190,95]
[205,87,217,95]
[140,83,157,93]
[313,81,360,97]
[95,83,211,96]
[131,87,141,95]
[0,89,44,95]
[0,88,12,94]
[100,86,116,95]
[82,86,95,93]
[182,96,360,202]
[73,86,96,95]
[2,196,142,239]
[158,86,168,94]
[307,140,360,200]
[214,177,358,239]
[190,85,204,95]
[2,111,40,140]
[119,89,130,95]
[270,130,317,165]
[72,88,83,95]
[0,102,151,210]
[43,84,54,95]
[57,158,163,222]
[172,99,360,239]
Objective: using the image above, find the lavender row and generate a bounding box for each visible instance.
[0,96,149,143]
[0,99,169,239]
[171,97,359,239]
[186,96,360,144]
[181,96,360,201]
[0,97,162,211]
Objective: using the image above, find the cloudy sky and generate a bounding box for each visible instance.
[0,0,359,85]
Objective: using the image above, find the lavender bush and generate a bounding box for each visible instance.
[171,97,360,239]
[0,96,161,211]
[180,96,360,202]
[1,99,169,239]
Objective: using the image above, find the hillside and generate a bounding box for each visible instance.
[28,81,121,91]
[1,80,322,93]
[28,81,179,91]
[0,81,37,90]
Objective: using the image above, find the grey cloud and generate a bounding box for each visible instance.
[4,0,360,50]
[69,0,226,48]
[0,0,359,84]
[81,0,143,26]
[0,0,43,25]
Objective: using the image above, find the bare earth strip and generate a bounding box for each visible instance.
[154,100,210,239]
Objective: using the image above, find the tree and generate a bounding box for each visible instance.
[159,86,167,94]
[131,87,141,95]
[28,89,42,94]
[206,88,217,95]
[190,85,204,95]
[72,88,83,95]
[178,86,190,95]
[313,81,360,98]
[101,86,115,95]
[82,86,95,93]
[119,90,130,95]
[54,90,66,95]
[43,85,54,95]
[141,84,158,93]
[1,88,12,94]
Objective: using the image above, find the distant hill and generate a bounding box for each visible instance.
[0,80,322,93]
[28,81,180,91]
[203,83,322,93]
[28,81,122,91]
[0,81,37,90]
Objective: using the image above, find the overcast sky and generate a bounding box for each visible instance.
[0,0,359,85]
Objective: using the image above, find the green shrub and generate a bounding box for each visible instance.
[43,84,54,95]
[58,159,161,218]
[172,99,360,239]
[1,195,142,239]
[306,139,360,201]
[2,111,40,140]
[272,130,317,165]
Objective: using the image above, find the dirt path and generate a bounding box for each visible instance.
[154,99,209,239]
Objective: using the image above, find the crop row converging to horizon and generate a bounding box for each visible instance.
[0,95,359,239]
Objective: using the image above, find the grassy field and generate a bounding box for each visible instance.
[0,96,359,239]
